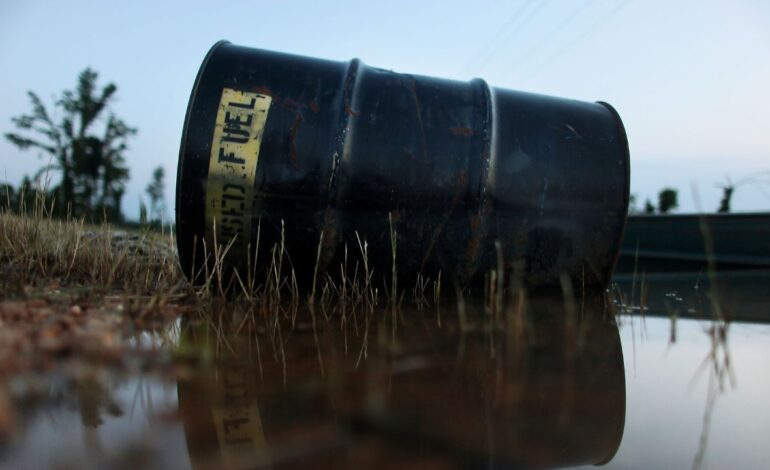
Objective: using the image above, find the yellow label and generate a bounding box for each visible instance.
[211,368,267,462]
[205,88,271,261]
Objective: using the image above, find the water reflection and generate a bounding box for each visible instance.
[4,273,770,467]
[613,269,770,323]
[178,292,625,468]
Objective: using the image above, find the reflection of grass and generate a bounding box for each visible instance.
[691,312,735,470]
[177,285,627,470]
[611,206,737,470]
[185,270,619,376]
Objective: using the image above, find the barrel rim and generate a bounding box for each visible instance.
[596,100,631,288]
[176,40,230,279]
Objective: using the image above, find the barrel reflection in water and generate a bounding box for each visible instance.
[177,294,625,468]
[176,41,630,291]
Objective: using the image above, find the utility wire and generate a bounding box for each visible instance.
[519,0,633,85]
[457,0,552,78]
[456,2,534,77]
[503,0,593,78]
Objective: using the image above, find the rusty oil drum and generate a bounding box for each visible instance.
[176,41,630,291]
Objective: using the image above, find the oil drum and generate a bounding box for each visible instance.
[176,41,630,291]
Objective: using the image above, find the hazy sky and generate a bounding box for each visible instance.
[1,0,769,219]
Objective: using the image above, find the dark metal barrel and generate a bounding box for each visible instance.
[176,41,630,291]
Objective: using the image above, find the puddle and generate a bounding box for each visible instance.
[1,373,189,468]
[2,270,769,468]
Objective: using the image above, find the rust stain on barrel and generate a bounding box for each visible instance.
[465,214,482,273]
[289,113,303,169]
[420,170,469,270]
[409,79,429,161]
[253,85,273,97]
[449,127,474,137]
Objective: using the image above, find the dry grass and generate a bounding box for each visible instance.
[0,192,188,381]
[0,192,444,391]
[1,188,612,379]
[1,197,180,299]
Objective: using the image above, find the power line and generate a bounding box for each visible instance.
[457,0,552,78]
[503,0,593,79]
[519,0,633,85]
[456,2,534,77]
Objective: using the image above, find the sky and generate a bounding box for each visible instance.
[1,0,769,219]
